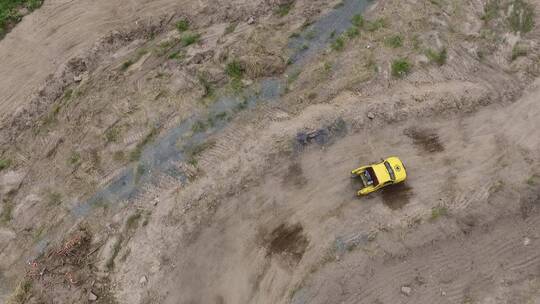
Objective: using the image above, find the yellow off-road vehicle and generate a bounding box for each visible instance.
[351,156,407,195]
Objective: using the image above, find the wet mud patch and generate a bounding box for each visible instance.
[379,183,414,210]
[294,118,348,151]
[404,127,444,153]
[282,162,308,188]
[265,223,309,266]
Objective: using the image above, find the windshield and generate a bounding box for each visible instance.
[384,161,396,180]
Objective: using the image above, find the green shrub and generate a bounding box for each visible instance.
[276,3,293,17]
[68,151,81,165]
[384,34,403,48]
[346,27,359,38]
[225,60,244,78]
[425,47,447,66]
[0,158,11,171]
[0,0,44,39]
[351,14,365,27]
[511,44,528,60]
[431,206,448,220]
[366,18,385,31]
[331,36,345,51]
[175,19,189,32]
[180,32,200,46]
[391,58,411,77]
[507,0,535,33]
[224,22,237,35]
[121,60,133,71]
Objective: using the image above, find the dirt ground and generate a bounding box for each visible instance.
[2,0,540,303]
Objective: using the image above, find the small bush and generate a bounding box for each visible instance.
[366,18,385,32]
[0,201,13,223]
[0,0,44,39]
[511,44,528,60]
[180,32,200,46]
[175,19,189,32]
[225,60,244,78]
[105,126,121,143]
[425,47,447,66]
[7,279,32,304]
[224,22,237,35]
[331,36,345,51]
[276,3,293,17]
[68,151,81,166]
[346,27,359,38]
[481,0,501,22]
[391,58,412,77]
[0,158,11,171]
[385,34,403,48]
[431,206,448,220]
[351,14,365,27]
[191,120,207,133]
[507,0,535,33]
[121,60,133,71]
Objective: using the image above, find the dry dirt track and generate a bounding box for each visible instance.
[145,80,540,304]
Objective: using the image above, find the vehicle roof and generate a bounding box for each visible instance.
[371,157,407,184]
[372,162,392,184]
[385,156,407,182]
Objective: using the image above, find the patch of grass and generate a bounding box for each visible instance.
[180,32,200,46]
[175,19,189,32]
[351,14,365,27]
[346,27,359,38]
[68,151,81,166]
[6,279,32,304]
[481,0,501,22]
[121,60,134,71]
[225,60,244,79]
[289,32,300,38]
[47,191,62,206]
[0,158,11,171]
[431,206,448,220]
[104,126,121,143]
[391,58,412,77]
[527,174,539,185]
[384,34,403,48]
[305,30,316,40]
[113,151,126,162]
[230,77,244,94]
[224,22,237,35]
[168,50,185,60]
[129,127,159,161]
[184,140,216,164]
[331,35,345,51]
[307,92,318,100]
[235,99,249,112]
[198,75,214,98]
[425,47,448,66]
[365,18,386,32]
[275,3,293,17]
[191,120,207,133]
[0,0,44,39]
[507,0,535,33]
[1,201,13,224]
[511,43,528,60]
